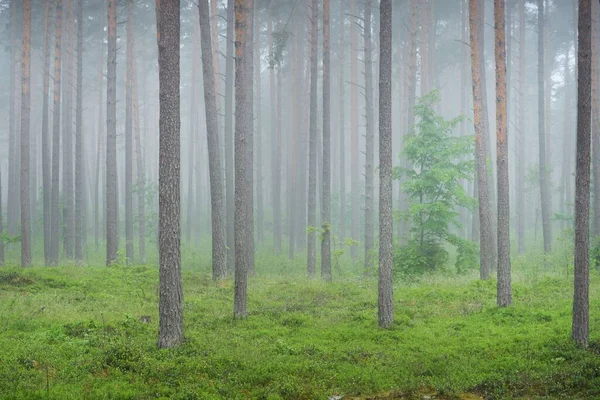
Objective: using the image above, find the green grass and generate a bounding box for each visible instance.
[1,250,600,399]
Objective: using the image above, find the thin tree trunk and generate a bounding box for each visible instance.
[125,0,134,264]
[268,16,281,254]
[199,0,228,280]
[378,0,393,329]
[63,0,74,259]
[94,49,104,251]
[364,0,374,273]
[255,8,264,246]
[50,0,63,266]
[469,0,492,280]
[20,0,31,267]
[561,47,573,231]
[350,0,359,260]
[516,0,526,254]
[225,0,235,272]
[307,0,318,277]
[74,0,84,262]
[234,0,253,319]
[8,0,20,238]
[156,0,184,349]
[42,1,52,265]
[338,0,346,244]
[538,0,553,254]
[187,12,199,245]
[321,0,332,281]
[247,1,255,276]
[495,0,511,306]
[132,22,145,264]
[106,0,118,266]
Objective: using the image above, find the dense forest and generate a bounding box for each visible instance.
[0,0,598,398]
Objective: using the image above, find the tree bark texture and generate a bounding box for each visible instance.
[378,0,394,329]
[199,0,228,280]
[573,0,591,348]
[469,0,493,280]
[156,0,184,349]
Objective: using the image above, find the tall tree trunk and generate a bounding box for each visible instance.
[537,0,553,253]
[338,0,346,244]
[20,0,31,267]
[94,49,104,251]
[63,0,74,259]
[469,0,493,280]
[321,0,331,281]
[125,0,134,264]
[516,0,526,254]
[42,1,52,264]
[225,0,235,272]
[132,18,145,264]
[307,0,318,277]
[187,12,199,245]
[74,0,84,262]
[350,0,359,260]
[364,0,375,274]
[400,0,419,244]
[234,0,253,319]
[50,0,63,265]
[246,1,255,276]
[8,0,20,238]
[255,8,264,246]
[572,0,591,348]
[495,0,511,306]
[199,0,228,280]
[592,0,600,238]
[106,0,118,266]
[268,16,281,254]
[156,0,184,349]
[561,47,573,231]
[378,0,393,329]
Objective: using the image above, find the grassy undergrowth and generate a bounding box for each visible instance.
[1,258,600,399]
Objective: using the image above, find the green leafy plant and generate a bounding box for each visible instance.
[395,91,475,274]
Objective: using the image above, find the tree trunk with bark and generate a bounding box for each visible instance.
[156,0,184,349]
[538,0,553,254]
[378,0,393,329]
[234,0,253,319]
[20,0,31,267]
[350,0,359,260]
[74,0,84,262]
[494,0,511,306]
[573,0,591,348]
[199,0,228,280]
[516,0,526,254]
[469,0,493,280]
[338,0,346,245]
[63,0,75,259]
[364,0,374,274]
[8,0,20,238]
[125,0,135,264]
[106,0,118,266]
[321,0,331,281]
[50,0,63,266]
[307,0,318,277]
[225,0,235,272]
[42,1,52,264]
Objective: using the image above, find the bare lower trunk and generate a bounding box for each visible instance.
[224,0,235,273]
[199,0,227,280]
[572,0,591,348]
[516,0,526,254]
[495,0,511,307]
[74,0,84,262]
[234,0,253,319]
[469,0,493,280]
[42,1,52,264]
[63,0,75,259]
[378,0,393,329]
[106,0,118,266]
[338,0,346,245]
[364,0,374,274]
[157,0,184,349]
[20,0,32,267]
[307,0,318,277]
[538,0,553,254]
[321,0,331,281]
[350,0,359,260]
[125,0,134,264]
[50,0,63,266]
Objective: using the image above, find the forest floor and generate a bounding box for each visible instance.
[0,255,599,399]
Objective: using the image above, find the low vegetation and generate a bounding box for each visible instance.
[1,250,599,399]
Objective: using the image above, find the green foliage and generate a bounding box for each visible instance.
[1,265,600,399]
[393,240,448,276]
[396,91,475,273]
